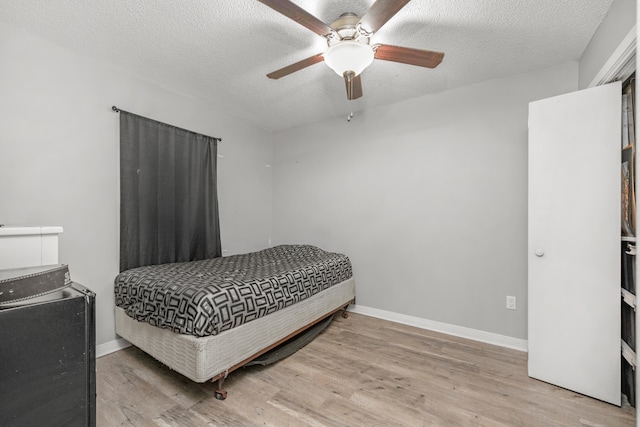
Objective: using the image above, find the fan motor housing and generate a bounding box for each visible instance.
[328,12,369,46]
[327,12,369,46]
[330,12,359,32]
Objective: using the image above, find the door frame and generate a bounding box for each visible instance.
[588,22,637,418]
[588,25,636,89]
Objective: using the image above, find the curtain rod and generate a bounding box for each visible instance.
[112,106,222,142]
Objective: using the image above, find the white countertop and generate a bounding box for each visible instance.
[0,226,63,236]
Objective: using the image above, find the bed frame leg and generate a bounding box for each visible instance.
[341,304,350,319]
[214,377,228,400]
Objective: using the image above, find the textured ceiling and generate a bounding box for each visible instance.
[0,0,613,131]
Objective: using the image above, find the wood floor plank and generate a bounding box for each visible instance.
[267,390,349,427]
[153,405,212,427]
[96,313,635,426]
[248,364,343,410]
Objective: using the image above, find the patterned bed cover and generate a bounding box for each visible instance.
[114,245,353,337]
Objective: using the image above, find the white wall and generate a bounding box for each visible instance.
[272,62,578,340]
[579,0,636,89]
[0,4,623,349]
[0,21,273,347]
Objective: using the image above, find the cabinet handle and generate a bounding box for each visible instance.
[535,249,544,257]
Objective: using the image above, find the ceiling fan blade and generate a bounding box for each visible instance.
[258,0,334,37]
[374,44,444,68]
[267,53,325,79]
[359,0,411,34]
[344,72,363,100]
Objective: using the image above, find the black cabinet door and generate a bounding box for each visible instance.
[0,285,95,427]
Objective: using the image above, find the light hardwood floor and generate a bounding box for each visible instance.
[97,313,635,426]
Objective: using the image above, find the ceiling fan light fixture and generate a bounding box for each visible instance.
[324,41,374,77]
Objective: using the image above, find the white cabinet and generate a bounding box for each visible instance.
[0,226,63,269]
[528,82,621,405]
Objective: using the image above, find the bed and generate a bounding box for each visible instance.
[114,244,355,399]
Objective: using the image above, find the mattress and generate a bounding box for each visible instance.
[114,245,353,337]
[115,277,355,383]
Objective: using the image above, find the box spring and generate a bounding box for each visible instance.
[115,277,355,383]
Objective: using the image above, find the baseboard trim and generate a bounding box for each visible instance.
[349,305,528,352]
[96,337,131,358]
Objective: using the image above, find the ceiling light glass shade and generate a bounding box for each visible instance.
[324,41,374,76]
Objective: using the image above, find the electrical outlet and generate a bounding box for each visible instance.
[506,296,517,310]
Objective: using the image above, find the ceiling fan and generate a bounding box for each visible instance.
[259,0,444,100]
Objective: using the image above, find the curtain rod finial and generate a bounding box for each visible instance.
[112,106,120,112]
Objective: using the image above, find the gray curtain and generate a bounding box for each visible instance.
[119,111,221,272]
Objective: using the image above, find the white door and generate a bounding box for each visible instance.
[528,81,621,405]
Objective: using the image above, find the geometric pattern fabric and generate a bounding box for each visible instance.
[115,245,353,337]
